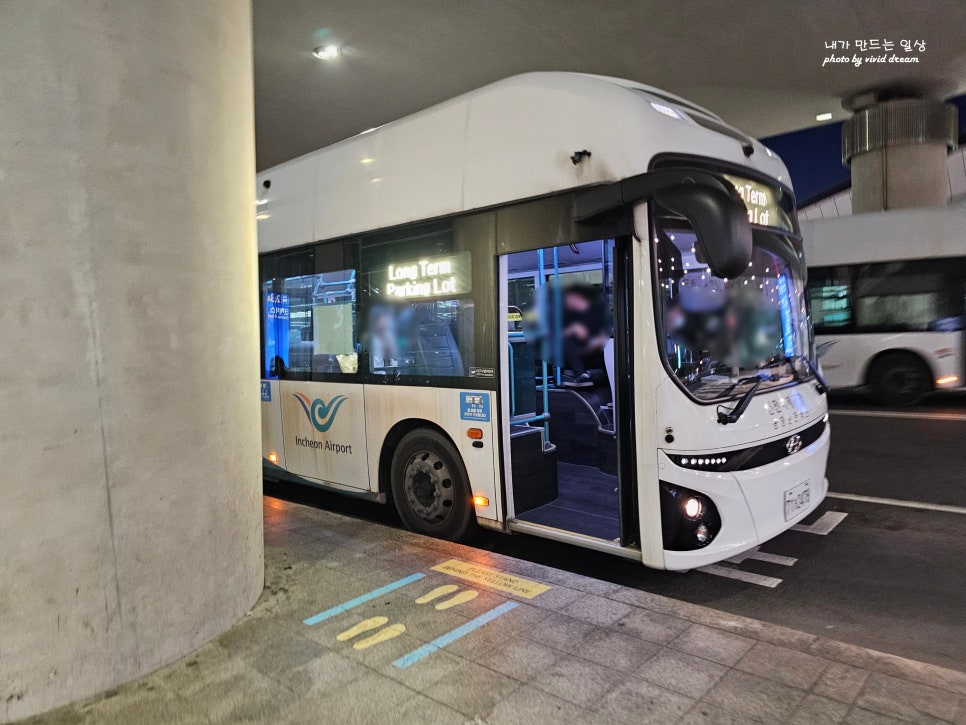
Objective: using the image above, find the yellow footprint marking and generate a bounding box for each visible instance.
[336,616,388,642]
[353,623,406,650]
[435,590,479,610]
[415,584,459,604]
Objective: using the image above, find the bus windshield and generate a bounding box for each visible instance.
[654,214,811,402]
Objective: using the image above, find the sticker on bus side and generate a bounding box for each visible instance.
[261,381,272,402]
[468,367,495,378]
[459,392,490,422]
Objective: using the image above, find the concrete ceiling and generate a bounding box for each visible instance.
[253,0,966,170]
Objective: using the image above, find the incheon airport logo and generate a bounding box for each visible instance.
[293,392,348,433]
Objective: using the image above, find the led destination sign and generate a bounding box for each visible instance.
[383,251,471,299]
[723,174,794,233]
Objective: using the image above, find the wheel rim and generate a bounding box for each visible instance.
[403,450,455,525]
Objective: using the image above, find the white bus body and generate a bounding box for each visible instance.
[803,207,966,405]
[257,72,829,570]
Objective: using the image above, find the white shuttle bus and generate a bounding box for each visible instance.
[803,207,966,406]
[257,72,830,570]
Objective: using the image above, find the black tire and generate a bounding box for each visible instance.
[868,352,931,407]
[390,429,473,541]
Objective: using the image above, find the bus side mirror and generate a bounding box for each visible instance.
[653,184,752,280]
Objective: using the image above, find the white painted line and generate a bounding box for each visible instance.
[748,551,798,567]
[724,547,760,565]
[827,492,966,515]
[724,547,796,567]
[830,409,966,422]
[697,564,783,588]
[791,511,848,535]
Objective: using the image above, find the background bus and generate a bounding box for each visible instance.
[803,206,966,406]
[257,72,829,571]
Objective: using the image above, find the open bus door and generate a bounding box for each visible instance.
[498,238,640,553]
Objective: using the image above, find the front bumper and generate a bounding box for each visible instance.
[660,423,831,570]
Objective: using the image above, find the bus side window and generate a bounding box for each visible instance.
[260,249,315,379]
[262,269,359,380]
[366,300,472,378]
[308,269,358,376]
[413,301,466,377]
[358,221,480,383]
[808,265,852,332]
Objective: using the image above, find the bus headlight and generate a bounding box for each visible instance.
[660,482,722,550]
[683,497,703,519]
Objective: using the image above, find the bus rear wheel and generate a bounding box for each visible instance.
[869,352,931,407]
[390,429,473,541]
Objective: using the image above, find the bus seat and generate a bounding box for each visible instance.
[540,388,605,467]
[603,337,616,402]
[537,387,617,474]
[414,302,464,377]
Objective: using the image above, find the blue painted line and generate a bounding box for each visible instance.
[392,601,519,668]
[303,572,426,626]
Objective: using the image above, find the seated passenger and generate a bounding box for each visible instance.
[560,283,611,388]
[368,306,401,372]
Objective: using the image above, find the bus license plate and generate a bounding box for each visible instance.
[784,481,811,521]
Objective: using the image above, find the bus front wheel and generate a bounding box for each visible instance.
[390,429,473,541]
[869,352,931,407]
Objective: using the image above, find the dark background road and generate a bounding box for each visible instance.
[265,389,966,672]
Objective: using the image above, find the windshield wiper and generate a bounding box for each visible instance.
[802,355,829,394]
[682,356,716,386]
[717,376,763,425]
[760,353,828,394]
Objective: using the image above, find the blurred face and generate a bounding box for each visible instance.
[665,304,685,333]
[565,291,590,312]
[375,314,390,335]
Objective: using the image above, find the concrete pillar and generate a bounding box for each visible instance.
[0,2,263,720]
[843,95,958,213]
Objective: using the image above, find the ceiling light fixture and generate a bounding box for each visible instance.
[313,45,340,60]
[815,112,833,121]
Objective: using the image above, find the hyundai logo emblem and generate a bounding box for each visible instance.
[785,434,803,455]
